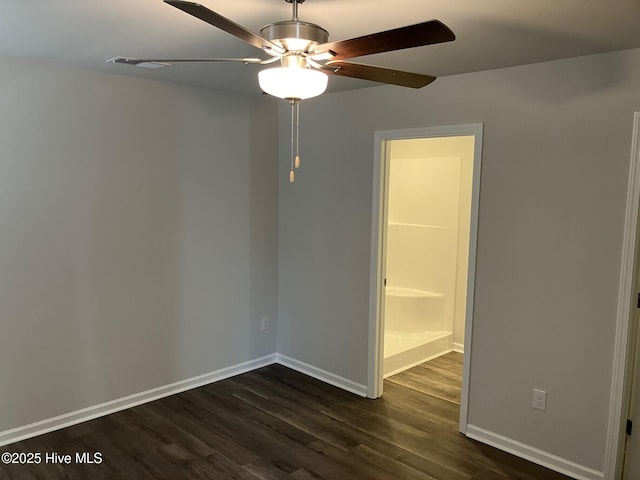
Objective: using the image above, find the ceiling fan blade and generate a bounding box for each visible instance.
[324,61,436,88]
[108,56,264,66]
[315,20,454,61]
[164,0,285,55]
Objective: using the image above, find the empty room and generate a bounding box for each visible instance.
[2,1,640,479]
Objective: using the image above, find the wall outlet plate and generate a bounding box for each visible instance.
[532,388,547,411]
[261,316,269,331]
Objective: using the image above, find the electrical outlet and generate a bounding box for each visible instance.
[261,316,269,331]
[532,388,547,411]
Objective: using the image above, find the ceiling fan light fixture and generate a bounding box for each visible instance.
[113,0,455,181]
[258,66,328,100]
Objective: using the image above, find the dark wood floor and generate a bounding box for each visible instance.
[1,353,571,479]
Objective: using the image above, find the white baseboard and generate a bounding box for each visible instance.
[0,354,277,448]
[276,353,368,397]
[453,342,465,353]
[466,425,604,480]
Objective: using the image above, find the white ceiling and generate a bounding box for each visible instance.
[2,0,640,95]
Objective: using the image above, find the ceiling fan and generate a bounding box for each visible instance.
[109,0,455,98]
[109,0,455,182]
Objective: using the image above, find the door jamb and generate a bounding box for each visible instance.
[367,123,483,435]
[605,112,640,479]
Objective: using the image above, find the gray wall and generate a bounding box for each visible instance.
[0,58,279,432]
[276,48,640,471]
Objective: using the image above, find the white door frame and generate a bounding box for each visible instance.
[367,123,483,434]
[604,112,640,479]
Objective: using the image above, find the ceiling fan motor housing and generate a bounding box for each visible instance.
[260,21,329,53]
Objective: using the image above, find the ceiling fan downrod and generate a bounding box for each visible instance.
[285,0,305,21]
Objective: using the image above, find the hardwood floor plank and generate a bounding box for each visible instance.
[94,416,187,479]
[352,444,469,480]
[223,377,366,452]
[289,467,325,480]
[232,380,471,480]
[224,374,472,479]
[148,399,261,466]
[198,385,318,447]
[242,458,293,479]
[386,368,461,403]
[180,390,357,480]
[307,439,437,480]
[387,352,463,403]
[0,464,36,480]
[351,444,441,480]
[193,450,262,480]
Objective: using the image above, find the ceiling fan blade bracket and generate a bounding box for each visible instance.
[310,49,337,61]
[262,45,283,56]
[306,57,334,72]
[310,60,341,73]
[260,56,282,65]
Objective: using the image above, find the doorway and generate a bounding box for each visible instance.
[383,137,473,377]
[615,112,640,479]
[603,112,640,479]
[368,123,483,434]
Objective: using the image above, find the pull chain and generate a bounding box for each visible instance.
[295,100,301,169]
[289,100,295,183]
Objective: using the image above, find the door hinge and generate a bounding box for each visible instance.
[627,419,633,436]
[384,278,387,287]
[637,292,640,308]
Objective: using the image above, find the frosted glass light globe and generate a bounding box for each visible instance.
[259,67,328,100]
